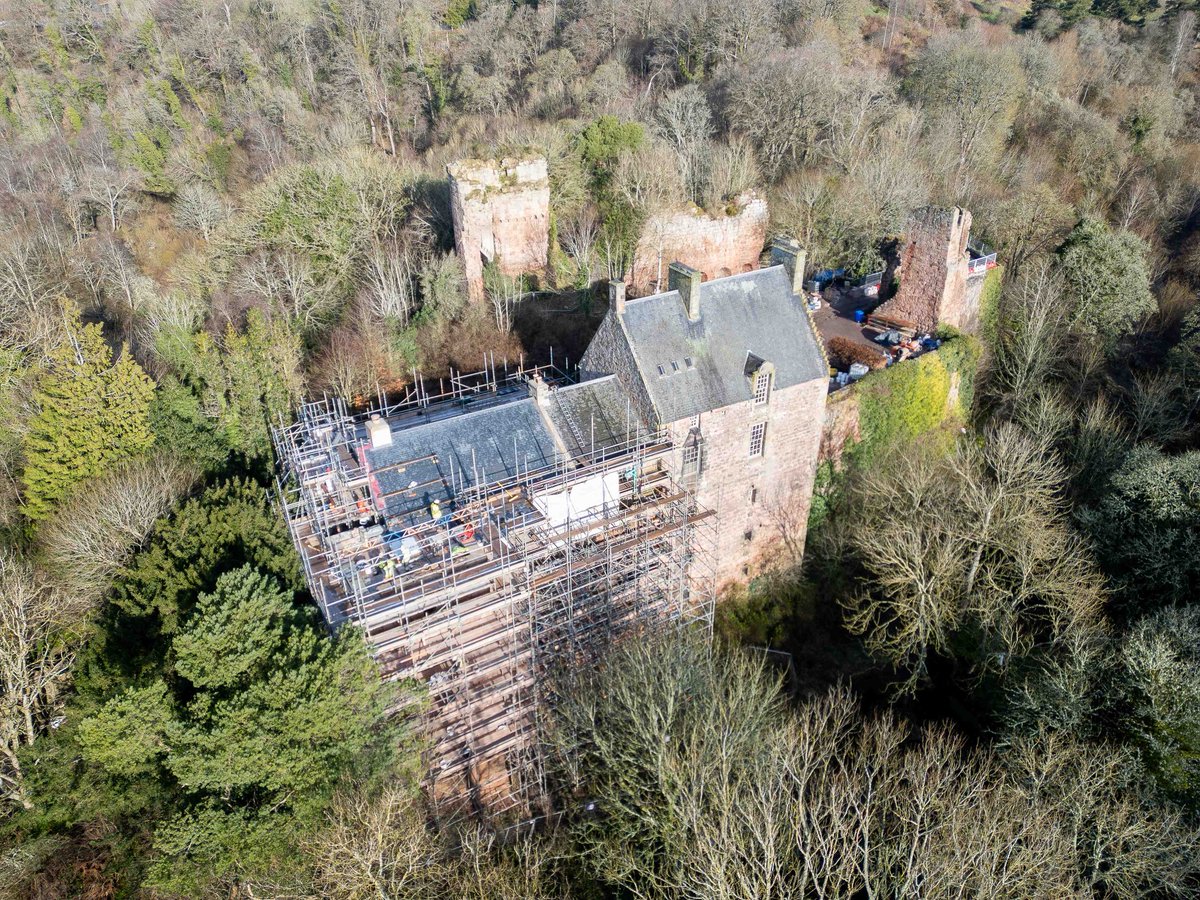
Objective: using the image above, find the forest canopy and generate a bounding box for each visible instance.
[0,0,1198,896]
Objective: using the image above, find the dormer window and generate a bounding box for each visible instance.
[753,370,771,405]
[744,353,774,405]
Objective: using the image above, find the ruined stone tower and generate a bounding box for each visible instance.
[878,206,976,333]
[447,157,551,303]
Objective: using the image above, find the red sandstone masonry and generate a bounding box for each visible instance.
[629,194,769,297]
[663,377,828,588]
[879,206,972,333]
[447,157,550,303]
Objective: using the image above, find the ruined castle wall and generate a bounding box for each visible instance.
[629,195,769,297]
[817,352,965,470]
[447,157,550,303]
[946,271,988,333]
[819,385,862,465]
[877,207,971,333]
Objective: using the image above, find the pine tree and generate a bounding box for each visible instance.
[21,308,155,521]
[156,310,301,461]
[76,565,399,893]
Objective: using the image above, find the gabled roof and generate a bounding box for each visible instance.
[614,266,827,423]
[363,398,559,519]
[543,375,644,459]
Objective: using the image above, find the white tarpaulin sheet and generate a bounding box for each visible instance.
[532,470,621,528]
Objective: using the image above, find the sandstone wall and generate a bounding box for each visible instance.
[819,386,862,465]
[447,157,550,303]
[948,270,988,333]
[629,194,769,297]
[662,377,828,589]
[877,206,971,332]
[817,356,964,470]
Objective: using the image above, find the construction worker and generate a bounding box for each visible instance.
[429,499,442,522]
[382,556,397,586]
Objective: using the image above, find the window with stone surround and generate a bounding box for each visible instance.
[752,370,771,405]
[682,432,702,477]
[748,422,766,458]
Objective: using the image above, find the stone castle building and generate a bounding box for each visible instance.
[274,243,833,812]
[447,157,551,303]
[582,239,828,585]
[877,206,993,333]
[446,156,770,304]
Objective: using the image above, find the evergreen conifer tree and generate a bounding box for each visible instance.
[21,308,155,521]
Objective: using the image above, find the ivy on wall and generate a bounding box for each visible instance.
[850,334,982,465]
[976,264,1005,348]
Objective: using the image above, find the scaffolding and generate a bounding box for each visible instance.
[273,364,716,818]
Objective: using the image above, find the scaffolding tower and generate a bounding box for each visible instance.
[273,364,716,818]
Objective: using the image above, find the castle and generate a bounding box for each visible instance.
[581,244,828,584]
[274,157,990,818]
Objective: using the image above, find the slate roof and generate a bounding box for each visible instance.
[362,397,559,523]
[543,375,644,459]
[615,265,827,424]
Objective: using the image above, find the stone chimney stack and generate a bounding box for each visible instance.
[530,373,551,407]
[609,279,626,316]
[770,237,807,295]
[669,262,703,321]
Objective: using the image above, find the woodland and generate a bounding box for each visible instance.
[0,0,1199,896]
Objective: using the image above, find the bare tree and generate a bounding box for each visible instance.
[307,785,445,900]
[35,454,196,607]
[907,30,1027,197]
[560,207,601,288]
[173,182,228,240]
[88,234,160,330]
[613,143,686,213]
[305,783,564,900]
[549,635,1200,899]
[655,85,714,203]
[77,146,142,233]
[701,136,761,210]
[322,0,413,154]
[1167,10,1197,79]
[726,50,842,180]
[362,239,420,326]
[985,261,1070,418]
[840,426,1105,693]
[0,230,72,359]
[234,250,341,333]
[0,553,79,810]
[484,267,522,334]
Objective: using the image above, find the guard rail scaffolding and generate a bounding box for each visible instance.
[272,363,716,820]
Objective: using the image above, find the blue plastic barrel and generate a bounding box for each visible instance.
[854,309,865,324]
